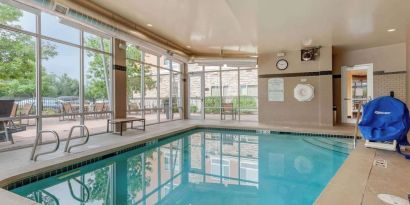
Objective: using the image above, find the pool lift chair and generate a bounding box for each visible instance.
[355,94,410,159]
[30,125,90,161]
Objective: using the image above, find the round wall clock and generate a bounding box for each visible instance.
[276,59,288,70]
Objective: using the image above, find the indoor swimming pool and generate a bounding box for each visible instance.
[11,128,351,205]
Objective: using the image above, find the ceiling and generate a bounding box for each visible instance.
[88,0,410,56]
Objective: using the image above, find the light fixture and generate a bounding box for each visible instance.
[147,24,153,27]
[186,45,191,48]
[387,28,396,32]
[250,55,258,58]
[223,64,227,68]
[255,64,259,68]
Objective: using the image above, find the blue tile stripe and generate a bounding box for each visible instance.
[3,127,353,190]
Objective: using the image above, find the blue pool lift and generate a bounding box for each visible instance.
[358,96,410,159]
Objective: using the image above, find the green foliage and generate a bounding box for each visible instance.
[204,96,221,113]
[204,96,257,114]
[0,3,21,25]
[0,4,57,98]
[84,37,111,102]
[126,47,156,98]
[232,96,257,109]
[190,105,198,113]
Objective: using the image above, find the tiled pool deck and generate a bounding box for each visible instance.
[0,120,408,205]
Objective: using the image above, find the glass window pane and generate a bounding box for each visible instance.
[145,52,158,66]
[239,69,258,121]
[204,72,220,120]
[0,29,37,143]
[84,50,112,134]
[159,56,170,69]
[41,12,80,44]
[127,60,142,119]
[188,63,202,73]
[221,70,239,120]
[144,65,158,124]
[41,40,80,115]
[84,31,111,53]
[0,2,36,33]
[41,39,80,138]
[160,68,170,122]
[172,72,182,120]
[221,65,237,71]
[126,44,142,61]
[172,62,181,72]
[204,65,219,71]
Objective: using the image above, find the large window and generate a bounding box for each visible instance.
[125,44,183,125]
[189,64,258,121]
[0,2,113,144]
[0,1,183,147]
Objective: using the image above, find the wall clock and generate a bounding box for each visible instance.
[276,59,288,70]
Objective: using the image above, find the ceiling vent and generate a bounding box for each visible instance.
[53,3,69,15]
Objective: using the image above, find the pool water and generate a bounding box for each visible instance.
[12,129,351,205]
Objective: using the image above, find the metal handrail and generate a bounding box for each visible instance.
[30,130,60,161]
[64,125,90,153]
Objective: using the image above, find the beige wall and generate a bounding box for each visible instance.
[258,47,333,126]
[332,43,407,123]
[333,43,406,74]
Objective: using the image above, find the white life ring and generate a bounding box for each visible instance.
[294,84,314,101]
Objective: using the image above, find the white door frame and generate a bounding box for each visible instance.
[341,63,373,124]
[188,73,204,119]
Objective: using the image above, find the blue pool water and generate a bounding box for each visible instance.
[12,129,350,205]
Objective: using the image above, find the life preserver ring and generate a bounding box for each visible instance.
[294,84,314,101]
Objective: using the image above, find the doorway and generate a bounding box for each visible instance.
[341,64,373,124]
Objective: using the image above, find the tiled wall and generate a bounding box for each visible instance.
[374,72,407,102]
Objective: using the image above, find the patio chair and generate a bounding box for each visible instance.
[128,102,140,115]
[19,103,33,126]
[9,103,18,125]
[221,103,237,120]
[94,103,105,118]
[0,100,26,144]
[61,102,76,121]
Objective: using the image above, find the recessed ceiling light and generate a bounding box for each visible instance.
[387,28,396,32]
[186,45,191,48]
[147,24,153,27]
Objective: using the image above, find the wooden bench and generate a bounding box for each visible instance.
[106,117,145,136]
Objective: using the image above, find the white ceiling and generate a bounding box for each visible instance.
[89,0,410,55]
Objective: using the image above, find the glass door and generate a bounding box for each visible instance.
[188,73,204,119]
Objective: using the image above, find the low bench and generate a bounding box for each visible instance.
[106,117,145,136]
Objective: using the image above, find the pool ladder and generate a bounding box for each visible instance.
[30,130,60,161]
[30,125,90,161]
[64,125,90,153]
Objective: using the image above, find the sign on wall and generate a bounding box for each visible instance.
[268,78,284,102]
